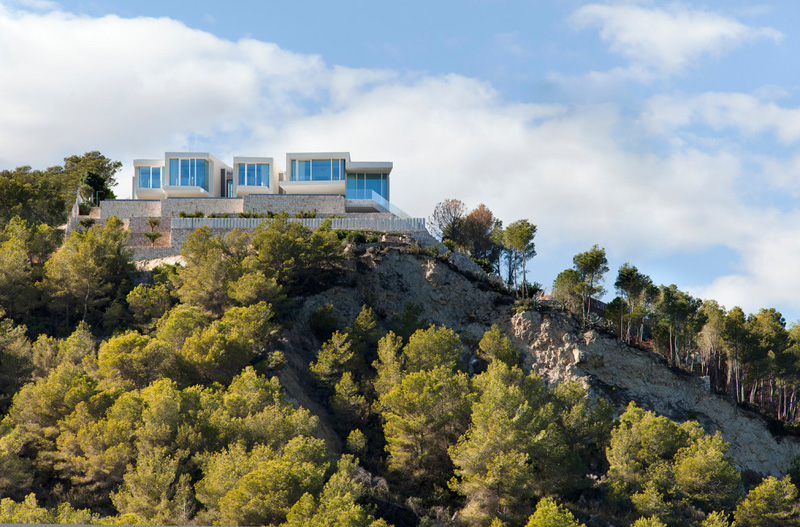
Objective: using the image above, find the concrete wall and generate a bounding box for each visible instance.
[243,194,346,215]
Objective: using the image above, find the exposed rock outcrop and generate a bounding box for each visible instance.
[277,245,800,477]
[512,310,800,476]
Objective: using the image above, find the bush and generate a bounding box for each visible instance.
[78,218,96,230]
[178,211,204,218]
[512,298,539,313]
[143,231,163,246]
[237,212,265,218]
[78,202,92,216]
[367,235,379,243]
[333,229,349,240]
[207,213,230,218]
[346,232,367,244]
[473,257,493,274]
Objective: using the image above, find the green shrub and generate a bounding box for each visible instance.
[473,257,493,274]
[442,239,457,252]
[238,212,265,218]
[178,210,204,218]
[346,231,367,244]
[367,235,379,243]
[78,218,95,230]
[143,231,163,246]
[424,244,439,257]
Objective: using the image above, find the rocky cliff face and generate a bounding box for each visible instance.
[281,243,800,477]
[511,310,800,476]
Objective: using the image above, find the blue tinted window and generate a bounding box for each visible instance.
[312,159,330,181]
[257,164,269,187]
[180,159,190,186]
[169,158,207,187]
[298,160,311,181]
[138,167,151,188]
[170,159,179,186]
[365,174,382,198]
[246,164,255,186]
[346,174,358,198]
[292,160,297,180]
[238,164,246,186]
[196,159,205,189]
[345,173,387,199]
[152,167,161,188]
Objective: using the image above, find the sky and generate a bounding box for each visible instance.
[2,0,800,321]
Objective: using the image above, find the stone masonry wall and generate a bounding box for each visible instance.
[160,198,243,217]
[243,194,346,216]
[100,200,161,219]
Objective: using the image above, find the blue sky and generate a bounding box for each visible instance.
[2,0,800,321]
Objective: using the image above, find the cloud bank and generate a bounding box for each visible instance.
[1,2,799,318]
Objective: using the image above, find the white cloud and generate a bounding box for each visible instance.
[0,4,335,169]
[570,3,782,79]
[697,215,800,314]
[1,3,800,317]
[642,92,800,144]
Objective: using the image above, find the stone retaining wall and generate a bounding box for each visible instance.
[243,194,346,215]
[100,200,161,219]
[161,198,243,217]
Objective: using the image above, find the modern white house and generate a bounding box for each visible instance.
[132,151,392,201]
[70,150,422,260]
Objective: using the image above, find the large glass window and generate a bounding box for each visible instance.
[138,167,161,189]
[168,158,207,189]
[345,173,388,200]
[170,159,179,186]
[238,163,270,187]
[311,160,331,181]
[257,164,269,186]
[291,159,344,182]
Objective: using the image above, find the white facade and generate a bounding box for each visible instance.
[133,152,232,200]
[133,151,392,201]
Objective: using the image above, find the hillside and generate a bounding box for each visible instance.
[3,221,800,527]
[278,238,800,478]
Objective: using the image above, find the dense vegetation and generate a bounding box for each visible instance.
[1,162,800,526]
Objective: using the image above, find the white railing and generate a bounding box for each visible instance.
[171,216,426,232]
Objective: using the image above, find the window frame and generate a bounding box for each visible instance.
[168,158,207,189]
[290,158,345,182]
[137,166,162,189]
